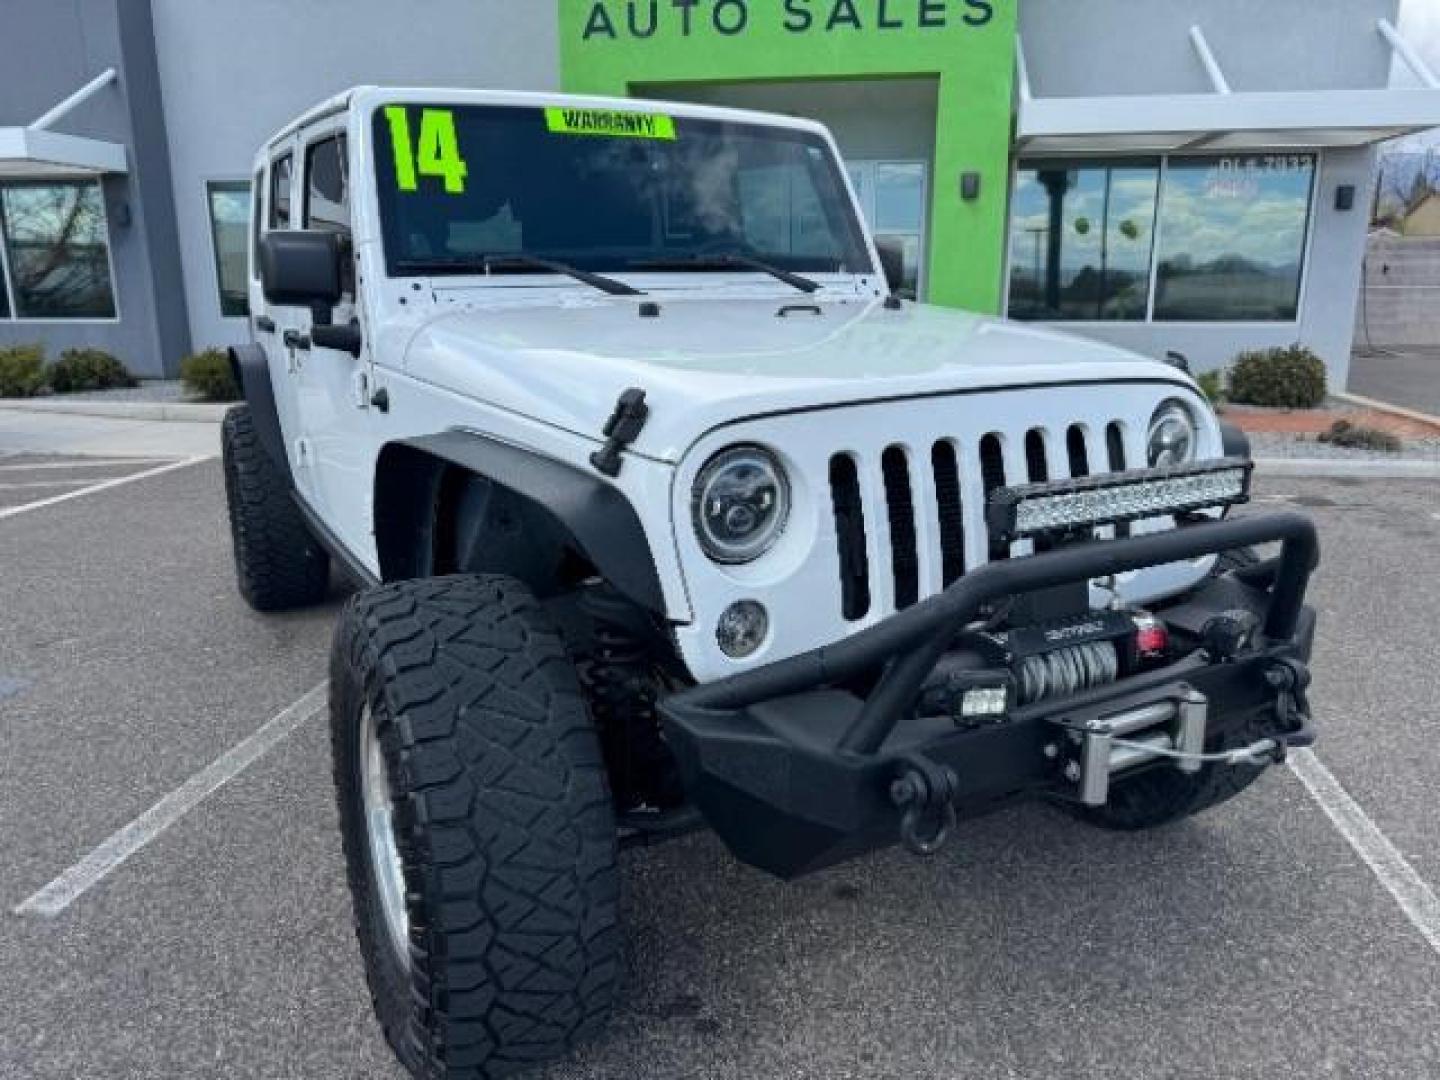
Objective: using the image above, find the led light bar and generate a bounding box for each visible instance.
[988,458,1253,543]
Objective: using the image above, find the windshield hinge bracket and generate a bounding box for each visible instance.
[590,388,650,478]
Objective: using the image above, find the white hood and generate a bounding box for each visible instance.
[400,291,1192,462]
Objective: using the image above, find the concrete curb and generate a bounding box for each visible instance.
[1333,391,1440,433]
[1255,457,1440,480]
[0,398,229,423]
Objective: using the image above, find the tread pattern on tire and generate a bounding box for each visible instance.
[332,574,621,1079]
[221,405,329,612]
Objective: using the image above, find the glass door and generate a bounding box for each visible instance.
[846,160,928,300]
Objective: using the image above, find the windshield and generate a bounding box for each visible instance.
[372,103,872,279]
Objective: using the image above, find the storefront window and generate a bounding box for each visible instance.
[1008,162,1159,322]
[207,181,251,319]
[1154,154,1315,322]
[847,161,928,299]
[1008,154,1316,325]
[0,242,10,318]
[0,180,116,319]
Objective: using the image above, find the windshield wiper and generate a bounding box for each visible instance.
[394,253,643,296]
[483,254,643,296]
[628,254,821,295]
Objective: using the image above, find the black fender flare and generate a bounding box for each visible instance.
[376,431,668,616]
[1219,420,1251,460]
[228,344,291,485]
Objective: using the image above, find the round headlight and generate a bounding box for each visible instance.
[692,445,790,564]
[1148,400,1197,467]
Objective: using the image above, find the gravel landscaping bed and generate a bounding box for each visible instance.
[1249,430,1440,461]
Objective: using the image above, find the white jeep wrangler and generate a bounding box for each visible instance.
[224,87,1320,1079]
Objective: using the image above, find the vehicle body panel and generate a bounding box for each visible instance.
[245,86,1221,683]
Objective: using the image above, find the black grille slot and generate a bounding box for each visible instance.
[829,454,870,620]
[1067,425,1091,478]
[1025,429,1049,483]
[979,434,1007,494]
[882,447,919,609]
[1106,422,1127,471]
[979,434,1009,560]
[931,441,966,585]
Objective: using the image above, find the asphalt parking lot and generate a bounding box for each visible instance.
[2,449,1439,1079]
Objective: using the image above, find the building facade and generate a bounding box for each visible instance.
[1,0,1437,384]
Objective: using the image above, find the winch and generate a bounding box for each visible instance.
[919,607,1173,722]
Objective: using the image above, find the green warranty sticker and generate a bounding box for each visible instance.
[544,107,676,140]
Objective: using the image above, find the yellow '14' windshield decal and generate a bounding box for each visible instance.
[544,107,676,140]
[384,106,468,194]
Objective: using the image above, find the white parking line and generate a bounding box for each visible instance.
[14,682,328,918]
[0,456,210,520]
[0,479,112,491]
[1289,749,1440,956]
[0,458,171,472]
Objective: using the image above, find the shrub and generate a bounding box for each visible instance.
[0,344,47,398]
[1226,345,1327,409]
[180,348,241,402]
[1195,369,1224,404]
[49,348,137,393]
[1317,419,1401,454]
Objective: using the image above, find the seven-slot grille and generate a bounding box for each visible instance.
[828,421,1131,622]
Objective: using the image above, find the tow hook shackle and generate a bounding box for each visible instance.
[1264,657,1312,731]
[890,755,960,857]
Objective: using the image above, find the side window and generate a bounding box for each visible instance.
[304,133,354,297]
[249,168,262,280]
[269,153,293,229]
[304,134,350,236]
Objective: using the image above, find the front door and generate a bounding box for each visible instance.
[291,123,373,554]
[846,160,929,301]
[250,140,323,514]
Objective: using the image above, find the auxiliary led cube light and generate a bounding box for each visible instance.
[988,459,1254,544]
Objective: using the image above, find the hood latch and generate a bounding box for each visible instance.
[590,388,650,478]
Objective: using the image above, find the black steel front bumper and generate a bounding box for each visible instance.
[660,513,1319,879]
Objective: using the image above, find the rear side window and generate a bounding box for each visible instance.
[304,134,350,235]
[269,153,293,228]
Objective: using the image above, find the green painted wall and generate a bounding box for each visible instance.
[557,0,1017,314]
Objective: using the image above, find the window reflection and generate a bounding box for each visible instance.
[0,180,116,319]
[1154,155,1314,322]
[1008,162,1159,322]
[848,161,927,300]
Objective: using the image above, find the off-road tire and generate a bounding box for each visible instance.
[221,405,329,611]
[331,574,621,1079]
[1077,544,1269,830]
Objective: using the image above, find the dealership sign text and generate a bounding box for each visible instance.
[580,0,995,40]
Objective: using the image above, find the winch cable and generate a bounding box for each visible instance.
[1017,641,1119,704]
[1052,718,1285,769]
[1103,736,1284,768]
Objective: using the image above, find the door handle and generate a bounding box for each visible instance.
[254,315,276,333]
[283,330,311,351]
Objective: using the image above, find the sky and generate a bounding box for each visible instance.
[1392,0,1440,148]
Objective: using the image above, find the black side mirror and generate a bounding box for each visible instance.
[875,237,906,296]
[259,231,343,319]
